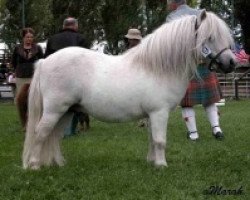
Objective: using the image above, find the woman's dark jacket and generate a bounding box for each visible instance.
[11,44,44,78]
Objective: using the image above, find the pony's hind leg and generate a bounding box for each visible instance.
[28,112,63,169]
[49,112,74,166]
[148,109,169,167]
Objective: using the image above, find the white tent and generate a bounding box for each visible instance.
[37,41,47,54]
[0,43,9,55]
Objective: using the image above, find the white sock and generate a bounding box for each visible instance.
[205,103,222,134]
[182,107,197,133]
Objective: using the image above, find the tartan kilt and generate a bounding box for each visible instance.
[181,65,222,107]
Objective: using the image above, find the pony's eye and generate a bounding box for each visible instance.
[208,37,213,41]
[230,45,235,51]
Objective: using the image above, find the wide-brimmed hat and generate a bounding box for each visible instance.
[125,29,142,40]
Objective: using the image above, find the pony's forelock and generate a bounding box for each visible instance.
[196,12,234,51]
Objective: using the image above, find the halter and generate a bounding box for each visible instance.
[207,47,229,71]
[201,44,230,71]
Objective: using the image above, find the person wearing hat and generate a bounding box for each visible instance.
[45,17,90,136]
[166,0,224,141]
[124,28,147,127]
[124,28,142,49]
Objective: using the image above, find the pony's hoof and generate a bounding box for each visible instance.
[23,163,28,170]
[146,155,155,163]
[154,160,168,168]
[147,158,154,164]
[29,160,41,170]
[56,158,65,167]
[30,164,41,170]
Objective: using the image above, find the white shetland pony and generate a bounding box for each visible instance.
[23,11,236,169]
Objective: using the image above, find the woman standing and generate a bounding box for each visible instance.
[11,28,43,128]
[11,28,43,96]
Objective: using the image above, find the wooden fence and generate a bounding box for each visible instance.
[217,65,250,99]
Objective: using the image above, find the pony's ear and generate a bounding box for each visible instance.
[195,9,207,30]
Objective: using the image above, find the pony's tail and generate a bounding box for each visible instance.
[22,59,44,169]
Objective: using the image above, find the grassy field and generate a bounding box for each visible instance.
[0,100,249,200]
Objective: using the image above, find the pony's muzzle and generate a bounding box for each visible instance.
[227,58,236,73]
[217,58,235,74]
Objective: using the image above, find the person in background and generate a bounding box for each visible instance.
[45,17,89,57]
[11,27,43,96]
[11,27,44,128]
[124,28,142,49]
[166,0,224,141]
[124,28,147,127]
[45,17,90,136]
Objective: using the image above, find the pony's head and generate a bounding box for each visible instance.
[195,10,236,73]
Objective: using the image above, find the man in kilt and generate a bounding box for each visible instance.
[166,0,224,141]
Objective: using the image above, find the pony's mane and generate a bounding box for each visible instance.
[124,12,234,78]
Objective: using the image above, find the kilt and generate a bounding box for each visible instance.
[181,64,222,107]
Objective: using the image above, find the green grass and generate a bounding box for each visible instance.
[0,100,249,200]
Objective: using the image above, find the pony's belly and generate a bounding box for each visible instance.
[84,101,146,122]
[91,113,144,123]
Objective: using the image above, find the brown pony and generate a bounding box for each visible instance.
[76,112,90,131]
[16,83,30,128]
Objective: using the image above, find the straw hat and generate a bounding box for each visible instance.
[125,29,142,40]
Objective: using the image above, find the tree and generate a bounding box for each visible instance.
[100,0,167,54]
[200,0,250,51]
[142,0,167,35]
[234,0,250,53]
[0,0,171,54]
[100,0,142,54]
[0,0,53,50]
[0,0,22,49]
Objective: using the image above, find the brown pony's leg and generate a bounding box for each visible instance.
[78,112,90,131]
[16,83,30,129]
[84,113,90,130]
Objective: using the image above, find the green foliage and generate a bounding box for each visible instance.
[200,0,229,13]
[187,0,198,7]
[200,0,250,51]
[101,0,141,54]
[0,0,169,54]
[0,100,250,199]
[0,0,22,49]
[0,0,53,50]
[234,0,250,52]
[49,0,103,48]
[28,0,53,40]
[100,0,167,54]
[143,0,167,34]
[1,0,249,54]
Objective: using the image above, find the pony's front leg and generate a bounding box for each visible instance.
[148,109,169,167]
[147,120,155,163]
